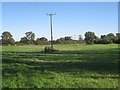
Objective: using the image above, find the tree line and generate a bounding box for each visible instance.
[0,31,120,46]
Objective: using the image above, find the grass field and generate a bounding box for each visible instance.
[2,44,119,88]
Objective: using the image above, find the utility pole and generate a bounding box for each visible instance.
[47,13,56,49]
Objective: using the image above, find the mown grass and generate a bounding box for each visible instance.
[2,44,119,88]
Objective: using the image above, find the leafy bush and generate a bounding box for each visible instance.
[44,47,58,53]
[35,41,50,45]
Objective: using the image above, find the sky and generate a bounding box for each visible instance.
[2,2,118,41]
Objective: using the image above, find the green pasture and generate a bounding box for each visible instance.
[1,44,119,88]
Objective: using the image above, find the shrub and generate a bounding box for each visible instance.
[44,47,58,53]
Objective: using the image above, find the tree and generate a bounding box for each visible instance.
[116,33,120,37]
[25,31,35,44]
[115,33,120,44]
[106,33,116,43]
[1,31,15,45]
[84,31,97,44]
[1,31,13,41]
[79,35,83,41]
[8,38,15,45]
[0,39,2,45]
[20,37,28,44]
[20,31,35,44]
[25,31,35,41]
[56,37,65,44]
[35,37,49,45]
[1,31,13,40]
[35,38,41,45]
[39,37,48,41]
[94,38,102,44]
[95,33,117,44]
[101,35,106,39]
[64,36,72,41]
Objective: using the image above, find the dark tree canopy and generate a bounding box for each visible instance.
[85,31,97,44]
[8,38,15,45]
[25,31,35,41]
[101,35,106,39]
[115,33,120,44]
[35,37,49,45]
[79,35,83,41]
[65,36,72,41]
[20,31,35,44]
[107,33,115,37]
[105,33,116,43]
[39,37,48,41]
[1,31,120,45]
[116,33,120,36]
[1,31,13,40]
[20,37,28,44]
[1,31,15,45]
[56,37,65,44]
